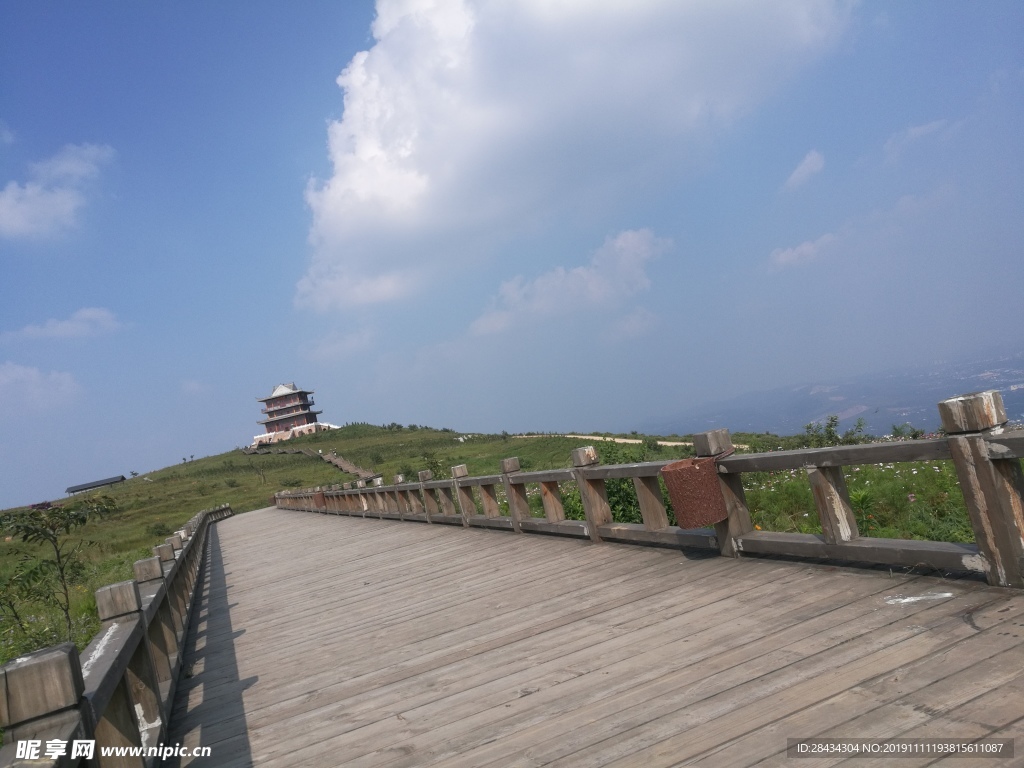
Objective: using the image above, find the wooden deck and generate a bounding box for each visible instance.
[168,508,1024,767]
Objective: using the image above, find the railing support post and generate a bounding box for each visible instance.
[95,580,162,759]
[632,476,668,531]
[571,447,611,543]
[452,465,474,526]
[133,557,175,686]
[540,481,566,523]
[393,475,408,519]
[806,466,859,544]
[942,390,1024,588]
[501,458,531,533]
[418,470,438,522]
[695,429,752,557]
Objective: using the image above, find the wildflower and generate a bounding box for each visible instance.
[908,493,917,503]
[755,525,762,530]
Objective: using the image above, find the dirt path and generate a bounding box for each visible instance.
[513,433,749,449]
[512,433,693,447]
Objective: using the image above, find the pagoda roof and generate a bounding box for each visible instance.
[257,382,314,402]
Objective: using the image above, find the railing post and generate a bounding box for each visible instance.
[571,447,611,542]
[501,457,531,533]
[163,536,190,644]
[418,470,438,522]
[152,543,182,639]
[372,477,385,519]
[95,580,164,755]
[941,390,1024,588]
[356,479,369,515]
[695,429,752,557]
[133,557,175,686]
[451,465,474,526]
[393,475,408,518]
[0,644,92,750]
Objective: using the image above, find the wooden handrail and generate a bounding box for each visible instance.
[276,390,1024,589]
[0,504,233,768]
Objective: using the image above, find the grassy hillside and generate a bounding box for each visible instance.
[1,420,974,667]
[0,424,691,664]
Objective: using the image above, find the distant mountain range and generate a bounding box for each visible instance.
[650,349,1024,438]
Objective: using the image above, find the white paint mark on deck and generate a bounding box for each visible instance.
[884,592,954,605]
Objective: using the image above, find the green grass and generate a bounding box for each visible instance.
[742,459,972,542]
[0,422,980,668]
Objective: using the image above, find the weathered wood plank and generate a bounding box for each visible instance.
[597,523,717,549]
[718,439,952,473]
[736,530,985,573]
[631,475,669,531]
[807,465,859,544]
[539,481,565,522]
[166,510,1024,768]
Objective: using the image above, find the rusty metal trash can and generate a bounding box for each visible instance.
[660,457,728,529]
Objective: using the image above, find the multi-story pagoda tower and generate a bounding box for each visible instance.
[257,383,322,434]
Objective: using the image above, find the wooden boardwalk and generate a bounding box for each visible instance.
[168,508,1024,767]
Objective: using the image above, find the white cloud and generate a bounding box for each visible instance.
[302,328,375,361]
[295,269,420,312]
[883,119,947,162]
[0,362,79,411]
[769,232,836,267]
[471,229,668,335]
[0,143,114,238]
[608,307,658,341]
[784,149,824,189]
[300,0,852,310]
[2,307,121,341]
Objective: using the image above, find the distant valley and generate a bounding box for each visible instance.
[650,348,1024,437]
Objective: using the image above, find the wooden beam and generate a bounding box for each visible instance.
[632,476,669,531]
[717,439,952,473]
[540,481,565,523]
[478,483,502,518]
[735,530,985,573]
[806,466,859,544]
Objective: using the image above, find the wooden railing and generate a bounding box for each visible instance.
[277,390,1024,590]
[0,504,233,767]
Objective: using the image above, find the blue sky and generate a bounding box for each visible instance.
[2,1,1022,508]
